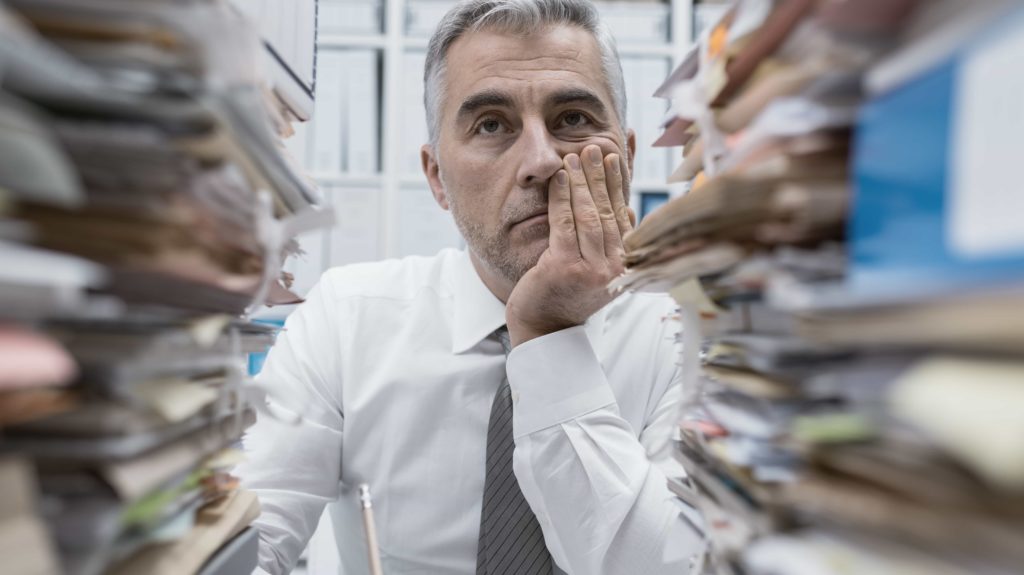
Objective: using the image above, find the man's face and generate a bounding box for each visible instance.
[422,24,636,284]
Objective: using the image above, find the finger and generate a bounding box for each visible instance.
[581,146,622,258]
[547,169,579,257]
[565,153,605,261]
[604,153,631,243]
[614,153,634,236]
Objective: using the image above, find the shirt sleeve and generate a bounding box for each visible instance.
[505,324,702,575]
[235,275,345,575]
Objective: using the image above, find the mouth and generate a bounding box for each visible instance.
[512,212,548,229]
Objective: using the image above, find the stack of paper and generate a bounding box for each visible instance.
[0,1,327,573]
[622,1,1024,574]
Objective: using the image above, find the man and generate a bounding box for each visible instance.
[238,1,701,573]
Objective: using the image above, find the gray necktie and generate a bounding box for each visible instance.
[477,327,553,575]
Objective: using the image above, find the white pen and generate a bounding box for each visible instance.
[359,483,384,575]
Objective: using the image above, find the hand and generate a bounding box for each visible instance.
[505,144,636,347]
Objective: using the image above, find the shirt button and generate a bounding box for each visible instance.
[511,391,520,404]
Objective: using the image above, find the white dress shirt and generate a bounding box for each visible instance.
[238,248,700,574]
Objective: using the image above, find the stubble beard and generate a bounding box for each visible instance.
[436,161,549,286]
[449,201,548,286]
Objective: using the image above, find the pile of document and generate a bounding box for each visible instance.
[0,1,326,573]
[622,1,1024,574]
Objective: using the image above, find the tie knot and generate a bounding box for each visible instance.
[493,326,512,356]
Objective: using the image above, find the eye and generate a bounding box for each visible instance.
[559,111,591,129]
[475,117,507,135]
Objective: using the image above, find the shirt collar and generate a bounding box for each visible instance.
[449,249,610,355]
[451,250,509,354]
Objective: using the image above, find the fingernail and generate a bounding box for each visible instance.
[556,171,567,186]
[610,155,620,175]
[587,147,602,166]
[567,154,580,170]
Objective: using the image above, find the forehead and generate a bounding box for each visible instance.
[443,24,612,112]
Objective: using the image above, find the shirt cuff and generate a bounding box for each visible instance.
[505,325,617,438]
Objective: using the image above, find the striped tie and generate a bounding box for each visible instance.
[476,327,553,575]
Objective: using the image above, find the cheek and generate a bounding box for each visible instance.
[442,164,505,228]
[450,148,516,201]
[445,138,513,184]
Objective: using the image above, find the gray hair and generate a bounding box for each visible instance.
[423,0,627,147]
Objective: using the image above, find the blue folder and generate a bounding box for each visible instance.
[848,7,1024,297]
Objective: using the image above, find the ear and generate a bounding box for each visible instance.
[625,128,637,179]
[421,144,449,210]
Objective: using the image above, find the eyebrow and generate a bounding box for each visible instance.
[455,87,609,123]
[456,89,515,120]
[547,88,607,115]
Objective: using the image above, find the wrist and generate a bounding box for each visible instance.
[506,320,547,348]
[506,317,577,348]
[504,288,591,348]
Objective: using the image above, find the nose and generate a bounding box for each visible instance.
[513,117,564,188]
